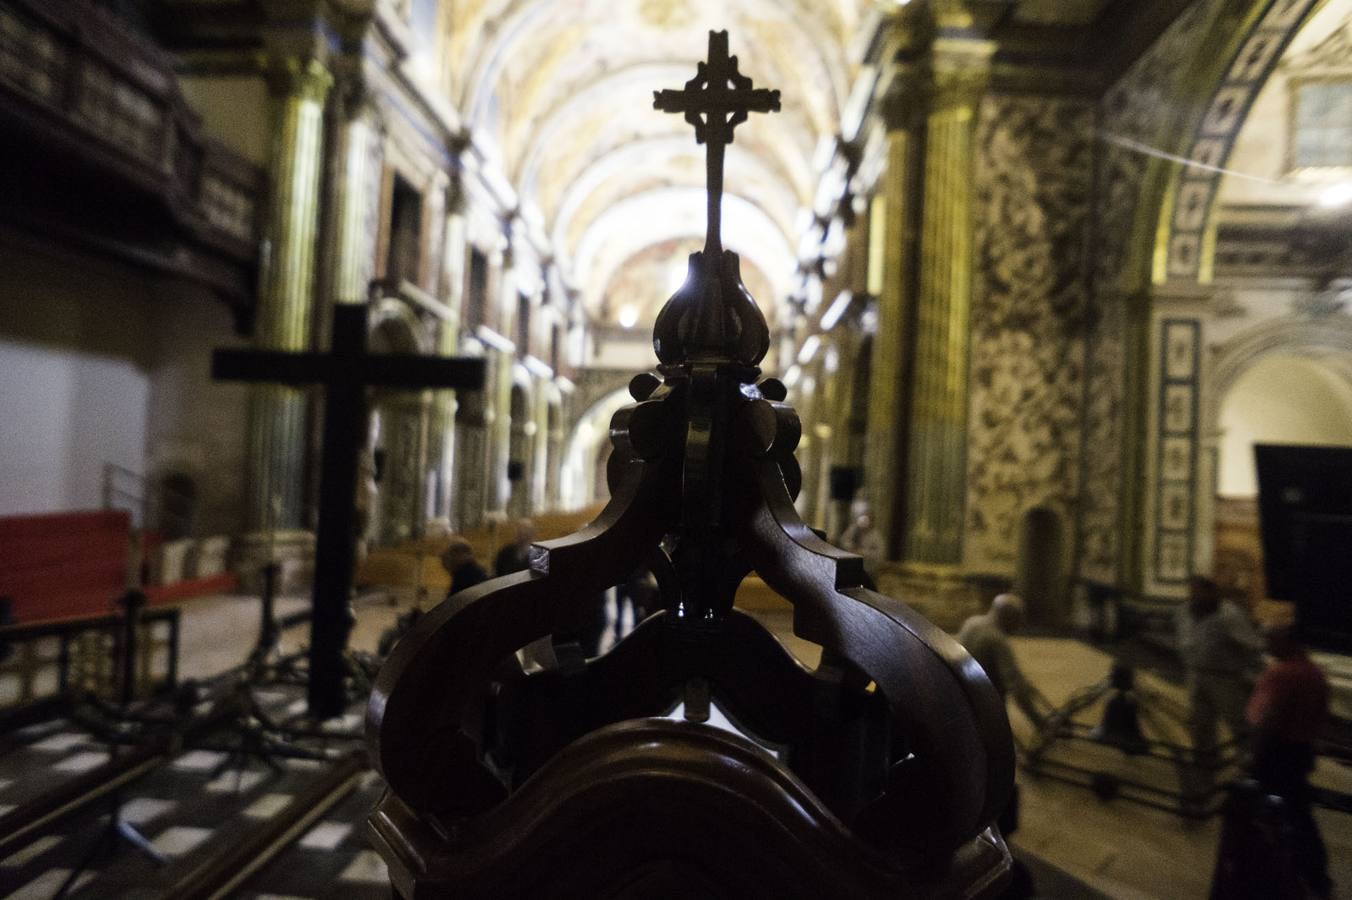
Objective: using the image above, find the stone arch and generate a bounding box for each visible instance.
[1152,0,1325,286]
[1196,315,1352,584]
[367,299,434,544]
[560,386,633,511]
[506,364,536,518]
[368,297,432,354]
[1207,317,1352,426]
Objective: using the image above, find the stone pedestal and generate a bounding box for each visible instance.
[232,529,317,595]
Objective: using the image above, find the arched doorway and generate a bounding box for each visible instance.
[1016,506,1068,627]
[1213,351,1352,607]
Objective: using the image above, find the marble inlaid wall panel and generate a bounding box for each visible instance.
[964,97,1093,574]
[1079,297,1126,583]
[1078,0,1228,585]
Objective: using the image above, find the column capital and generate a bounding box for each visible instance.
[929,38,994,109]
[872,31,993,129]
[332,65,381,125]
[266,56,334,102]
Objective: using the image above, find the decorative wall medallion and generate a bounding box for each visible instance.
[1160,482,1191,530]
[1213,288,1247,319]
[1153,317,1200,584]
[1163,384,1195,432]
[1157,532,1191,581]
[1162,435,1193,480]
[1165,320,1199,378]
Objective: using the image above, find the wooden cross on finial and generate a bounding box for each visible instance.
[654,31,780,256]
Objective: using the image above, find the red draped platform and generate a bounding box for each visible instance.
[0,511,236,621]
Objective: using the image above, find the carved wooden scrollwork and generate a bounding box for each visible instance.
[367,30,1014,898]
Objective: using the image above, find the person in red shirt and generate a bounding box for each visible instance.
[1245,624,1331,899]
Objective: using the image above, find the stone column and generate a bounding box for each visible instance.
[864,123,918,559]
[902,43,990,567]
[246,58,332,534]
[428,209,466,521]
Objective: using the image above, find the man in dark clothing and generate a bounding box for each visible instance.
[494,518,535,576]
[442,537,488,599]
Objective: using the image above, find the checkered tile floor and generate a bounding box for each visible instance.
[0,685,386,899]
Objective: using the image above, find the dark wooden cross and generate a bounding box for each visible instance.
[214,304,486,718]
[654,30,780,255]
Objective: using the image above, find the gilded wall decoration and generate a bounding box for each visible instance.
[964,97,1093,574]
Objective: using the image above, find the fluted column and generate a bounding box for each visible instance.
[331,78,382,306]
[902,45,990,566]
[246,58,332,532]
[865,123,918,559]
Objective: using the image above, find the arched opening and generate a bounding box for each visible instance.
[1015,506,1067,627]
[1214,353,1352,607]
[560,387,633,510]
[506,379,535,518]
[368,309,430,545]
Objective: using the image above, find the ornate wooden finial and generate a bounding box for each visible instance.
[651,31,778,368]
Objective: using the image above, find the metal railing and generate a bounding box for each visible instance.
[0,607,180,707]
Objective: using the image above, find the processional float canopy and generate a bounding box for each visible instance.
[366,31,1016,899]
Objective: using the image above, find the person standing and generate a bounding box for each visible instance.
[442,537,488,599]
[839,511,884,587]
[957,593,1047,731]
[1246,624,1332,898]
[957,592,1045,896]
[494,518,536,577]
[1177,576,1264,802]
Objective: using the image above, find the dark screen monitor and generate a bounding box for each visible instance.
[1255,443,1352,654]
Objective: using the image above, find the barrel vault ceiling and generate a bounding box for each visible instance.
[434,0,877,329]
[430,0,1128,329]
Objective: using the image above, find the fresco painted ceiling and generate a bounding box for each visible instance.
[441,0,876,327]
